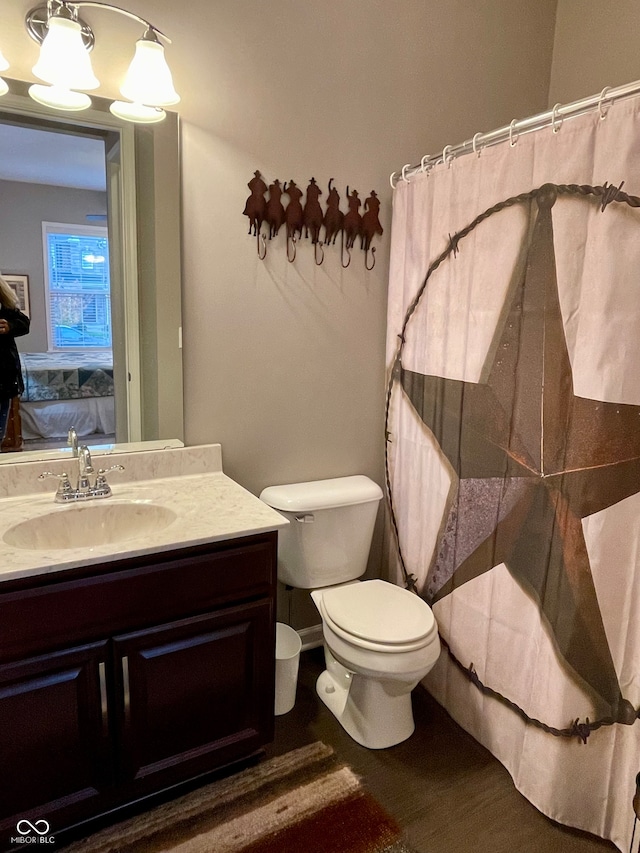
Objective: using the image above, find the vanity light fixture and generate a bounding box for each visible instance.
[22,0,179,122]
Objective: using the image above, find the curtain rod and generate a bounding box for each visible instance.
[390,79,640,188]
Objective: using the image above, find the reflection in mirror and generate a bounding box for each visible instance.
[0,78,183,463]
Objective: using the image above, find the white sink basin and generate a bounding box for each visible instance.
[3,502,177,551]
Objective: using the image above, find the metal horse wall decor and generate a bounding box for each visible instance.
[242,171,383,268]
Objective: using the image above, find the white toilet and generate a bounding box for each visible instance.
[260,475,440,749]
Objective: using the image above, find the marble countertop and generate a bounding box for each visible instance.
[0,445,288,583]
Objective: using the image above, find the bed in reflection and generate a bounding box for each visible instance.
[19,351,115,441]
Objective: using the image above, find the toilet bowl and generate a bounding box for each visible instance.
[259,475,441,749]
[311,579,440,748]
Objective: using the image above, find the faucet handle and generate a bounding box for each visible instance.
[38,471,74,502]
[94,464,125,497]
[97,464,125,478]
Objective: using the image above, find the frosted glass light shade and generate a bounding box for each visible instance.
[120,38,179,106]
[0,48,9,72]
[110,100,166,123]
[0,78,8,97]
[29,83,91,111]
[32,16,99,90]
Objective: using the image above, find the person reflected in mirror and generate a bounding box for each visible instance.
[0,274,30,442]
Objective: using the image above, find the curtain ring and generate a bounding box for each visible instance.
[551,103,563,134]
[420,154,431,173]
[401,163,412,183]
[472,132,483,157]
[389,171,397,189]
[442,145,453,168]
[509,119,519,147]
[598,86,611,120]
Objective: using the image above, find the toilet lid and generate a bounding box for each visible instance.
[321,579,435,644]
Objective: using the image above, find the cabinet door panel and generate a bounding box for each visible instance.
[114,599,274,790]
[0,642,111,837]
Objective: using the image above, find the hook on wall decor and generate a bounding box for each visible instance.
[287,234,297,263]
[284,180,304,244]
[242,171,383,269]
[365,246,376,270]
[265,178,285,238]
[343,186,362,251]
[257,231,267,260]
[361,190,383,253]
[323,178,344,245]
[303,177,323,245]
[242,170,267,237]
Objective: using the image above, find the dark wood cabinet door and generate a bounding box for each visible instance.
[0,534,278,844]
[113,599,275,794]
[0,641,111,840]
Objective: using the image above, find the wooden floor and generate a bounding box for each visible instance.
[267,647,618,853]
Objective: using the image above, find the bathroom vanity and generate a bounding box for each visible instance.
[0,444,286,849]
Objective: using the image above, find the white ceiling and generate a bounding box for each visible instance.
[0,123,106,192]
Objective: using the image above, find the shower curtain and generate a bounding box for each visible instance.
[386,101,640,852]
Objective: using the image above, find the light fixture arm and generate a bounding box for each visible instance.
[26,0,170,48]
[71,2,171,43]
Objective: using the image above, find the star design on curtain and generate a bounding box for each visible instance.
[400,184,638,723]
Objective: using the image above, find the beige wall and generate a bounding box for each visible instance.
[550,0,640,104]
[176,0,557,497]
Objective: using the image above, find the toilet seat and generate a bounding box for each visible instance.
[318,579,438,654]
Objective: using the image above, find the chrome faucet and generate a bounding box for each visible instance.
[67,426,79,457]
[39,445,124,503]
[77,445,94,495]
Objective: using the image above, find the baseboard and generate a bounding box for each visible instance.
[298,623,323,651]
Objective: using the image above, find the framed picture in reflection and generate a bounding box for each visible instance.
[4,274,30,317]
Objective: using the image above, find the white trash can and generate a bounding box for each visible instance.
[274,623,302,715]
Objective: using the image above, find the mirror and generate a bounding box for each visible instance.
[0,77,184,462]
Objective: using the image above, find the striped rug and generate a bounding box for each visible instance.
[61,742,418,853]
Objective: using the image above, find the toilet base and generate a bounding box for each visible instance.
[315,653,416,749]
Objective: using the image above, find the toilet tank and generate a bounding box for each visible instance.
[259,475,383,588]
